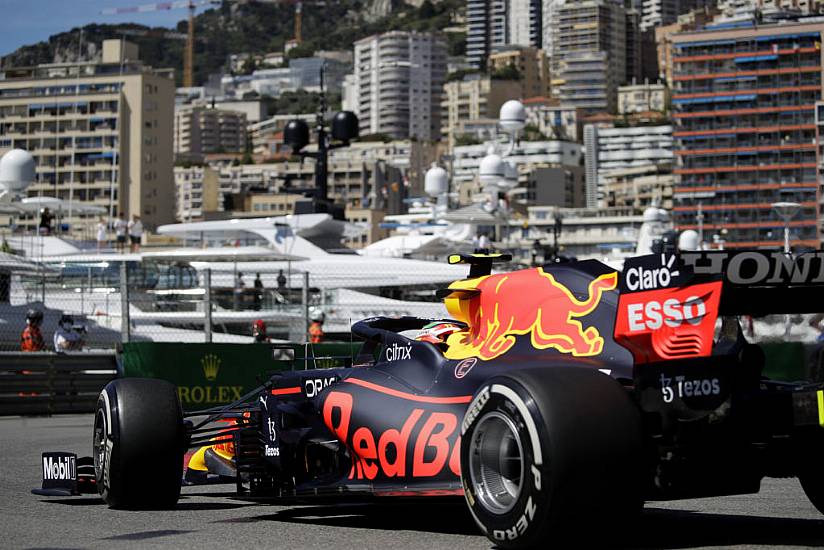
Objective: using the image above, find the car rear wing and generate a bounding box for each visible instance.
[614,250,824,365]
[679,250,824,316]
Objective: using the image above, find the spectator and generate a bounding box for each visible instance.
[277,269,287,290]
[234,272,245,310]
[20,309,46,352]
[252,319,269,343]
[114,213,128,253]
[810,313,824,342]
[53,314,83,352]
[128,215,143,253]
[309,310,325,344]
[39,208,54,235]
[253,273,264,310]
[96,217,108,252]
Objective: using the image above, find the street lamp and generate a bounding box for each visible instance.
[771,201,801,254]
[283,68,359,218]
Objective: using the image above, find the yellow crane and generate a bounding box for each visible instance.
[101,0,219,87]
[101,0,312,86]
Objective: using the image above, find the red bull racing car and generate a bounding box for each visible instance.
[39,252,824,548]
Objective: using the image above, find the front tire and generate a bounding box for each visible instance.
[460,367,643,548]
[93,378,185,509]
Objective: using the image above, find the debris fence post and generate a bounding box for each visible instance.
[120,261,130,343]
[204,268,212,343]
[302,272,310,344]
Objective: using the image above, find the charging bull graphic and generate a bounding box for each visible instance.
[443,268,618,361]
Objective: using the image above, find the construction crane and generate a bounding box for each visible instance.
[101,0,315,85]
[101,0,219,87]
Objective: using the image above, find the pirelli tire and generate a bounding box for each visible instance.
[93,378,185,509]
[798,434,824,515]
[460,367,643,549]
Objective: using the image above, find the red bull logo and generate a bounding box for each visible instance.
[443,268,617,361]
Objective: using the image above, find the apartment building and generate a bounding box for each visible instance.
[523,97,584,142]
[173,141,435,245]
[353,31,447,141]
[173,105,246,162]
[508,0,543,48]
[441,75,522,149]
[0,40,175,233]
[466,0,510,70]
[488,46,551,98]
[584,124,674,209]
[551,0,629,114]
[640,0,713,32]
[452,140,583,204]
[670,21,823,248]
[618,81,669,114]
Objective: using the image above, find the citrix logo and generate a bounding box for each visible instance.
[385,342,412,361]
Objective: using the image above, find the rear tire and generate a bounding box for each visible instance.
[460,367,643,548]
[799,436,824,515]
[93,378,184,509]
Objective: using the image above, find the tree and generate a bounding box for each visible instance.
[491,63,521,81]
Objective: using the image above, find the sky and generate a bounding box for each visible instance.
[1,0,213,57]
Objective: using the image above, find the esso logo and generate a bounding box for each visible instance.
[627,296,706,332]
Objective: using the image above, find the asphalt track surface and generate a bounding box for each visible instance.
[3,414,824,550]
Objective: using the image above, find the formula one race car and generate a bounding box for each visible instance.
[43,252,824,548]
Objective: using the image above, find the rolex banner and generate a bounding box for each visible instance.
[120,342,362,411]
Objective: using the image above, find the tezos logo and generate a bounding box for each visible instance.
[660,373,720,403]
[385,342,412,362]
[201,353,221,381]
[625,254,680,292]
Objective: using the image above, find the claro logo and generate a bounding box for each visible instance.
[624,254,683,292]
[322,391,461,480]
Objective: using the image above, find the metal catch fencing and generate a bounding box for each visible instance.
[0,352,117,415]
[0,255,449,349]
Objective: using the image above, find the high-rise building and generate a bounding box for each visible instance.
[353,31,447,141]
[466,0,543,68]
[640,0,712,32]
[552,1,629,114]
[0,40,175,233]
[670,21,823,248]
[542,0,565,61]
[174,106,247,162]
[584,124,674,209]
[509,0,543,48]
[467,1,510,69]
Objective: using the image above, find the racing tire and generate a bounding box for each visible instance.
[799,437,824,515]
[93,378,185,509]
[460,367,644,549]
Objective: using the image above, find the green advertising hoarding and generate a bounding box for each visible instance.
[121,342,362,410]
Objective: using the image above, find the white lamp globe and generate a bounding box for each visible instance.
[678,230,700,251]
[479,152,505,187]
[499,100,526,134]
[0,148,35,192]
[424,164,448,198]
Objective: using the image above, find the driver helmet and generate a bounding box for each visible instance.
[416,322,462,347]
[59,314,73,330]
[253,319,266,333]
[26,309,43,325]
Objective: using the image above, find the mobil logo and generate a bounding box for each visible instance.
[443,267,618,361]
[614,281,723,363]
